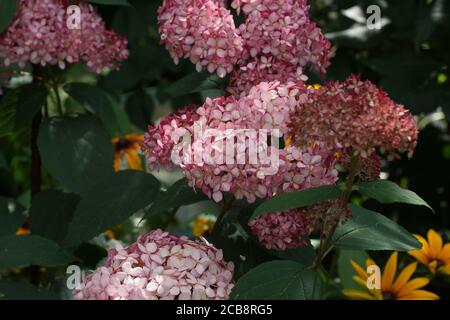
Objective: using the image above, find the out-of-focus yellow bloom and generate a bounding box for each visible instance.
[307,84,321,90]
[16,227,30,236]
[408,229,450,276]
[343,252,439,300]
[192,215,216,237]
[112,134,144,172]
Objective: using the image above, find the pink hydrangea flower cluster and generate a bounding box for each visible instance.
[0,0,128,73]
[143,81,339,203]
[158,0,243,78]
[142,105,200,171]
[290,75,419,160]
[157,0,331,84]
[249,209,319,251]
[74,229,234,300]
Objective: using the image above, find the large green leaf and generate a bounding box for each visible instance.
[63,83,131,136]
[230,261,323,300]
[332,205,422,251]
[0,197,24,237]
[64,170,160,248]
[0,235,74,270]
[0,90,18,137]
[38,115,115,195]
[0,0,18,33]
[274,242,316,267]
[29,190,80,246]
[165,72,224,97]
[357,180,433,212]
[251,185,341,220]
[146,178,208,219]
[125,89,154,131]
[15,83,49,128]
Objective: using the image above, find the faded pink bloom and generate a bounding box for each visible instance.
[0,0,128,73]
[74,229,234,300]
[158,0,243,78]
[249,209,319,251]
[290,75,419,160]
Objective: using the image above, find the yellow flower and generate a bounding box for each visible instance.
[112,134,144,172]
[16,227,31,236]
[343,252,439,300]
[192,215,216,237]
[408,229,450,276]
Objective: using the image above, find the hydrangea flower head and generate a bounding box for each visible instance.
[74,229,234,300]
[0,0,128,72]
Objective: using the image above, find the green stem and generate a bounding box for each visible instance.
[313,153,360,268]
[52,82,63,115]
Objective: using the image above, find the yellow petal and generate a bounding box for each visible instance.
[397,290,439,300]
[350,260,368,280]
[414,234,430,256]
[438,264,450,276]
[381,252,398,290]
[114,152,121,172]
[366,258,377,268]
[125,133,144,143]
[396,277,430,296]
[408,249,429,265]
[427,229,443,258]
[125,150,142,170]
[352,275,368,289]
[437,243,450,262]
[391,262,417,293]
[342,289,376,300]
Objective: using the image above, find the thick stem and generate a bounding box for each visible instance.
[29,65,44,286]
[313,153,360,268]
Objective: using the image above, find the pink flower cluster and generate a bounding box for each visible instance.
[143,81,339,203]
[158,0,243,78]
[249,209,319,251]
[157,0,331,83]
[74,229,234,300]
[290,75,419,160]
[0,0,128,73]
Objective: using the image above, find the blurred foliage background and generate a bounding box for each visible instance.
[0,0,449,299]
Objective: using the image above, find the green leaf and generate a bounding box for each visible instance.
[89,0,131,6]
[332,205,422,251]
[15,83,49,128]
[273,242,316,267]
[125,89,154,131]
[0,90,18,137]
[38,115,115,195]
[357,180,433,212]
[0,0,18,33]
[230,261,323,300]
[337,249,369,291]
[165,72,224,97]
[0,197,24,237]
[0,281,59,300]
[0,235,74,270]
[64,170,160,248]
[29,190,80,246]
[146,178,208,219]
[251,185,341,220]
[63,83,131,136]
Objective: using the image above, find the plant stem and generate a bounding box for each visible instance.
[52,82,63,115]
[29,65,45,286]
[313,153,360,268]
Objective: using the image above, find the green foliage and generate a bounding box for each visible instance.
[332,205,422,251]
[230,261,323,300]
[0,0,18,33]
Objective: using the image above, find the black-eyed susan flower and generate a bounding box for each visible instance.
[112,134,144,172]
[343,252,439,300]
[16,227,30,236]
[408,229,450,276]
[192,215,216,237]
